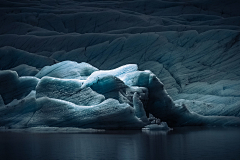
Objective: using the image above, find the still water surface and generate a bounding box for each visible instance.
[0,127,240,160]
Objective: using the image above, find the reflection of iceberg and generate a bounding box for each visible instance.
[0,61,240,129]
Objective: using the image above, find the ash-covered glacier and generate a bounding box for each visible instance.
[0,61,240,129]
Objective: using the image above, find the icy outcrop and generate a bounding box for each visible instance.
[27,98,145,129]
[142,122,171,131]
[133,92,149,123]
[0,90,38,128]
[1,61,240,129]
[81,64,138,89]
[36,77,105,106]
[0,0,240,129]
[0,70,39,105]
[35,61,98,79]
[0,62,151,129]
[10,64,39,77]
[1,0,240,115]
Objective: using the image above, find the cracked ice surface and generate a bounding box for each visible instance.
[0,0,240,129]
[1,61,240,129]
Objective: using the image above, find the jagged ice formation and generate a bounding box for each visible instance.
[1,61,240,129]
[0,0,240,129]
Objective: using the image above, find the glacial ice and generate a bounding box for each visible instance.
[10,64,39,77]
[142,122,172,131]
[36,76,105,106]
[27,98,145,129]
[36,61,99,79]
[0,46,56,70]
[0,0,240,129]
[0,90,38,128]
[1,61,240,129]
[133,92,149,123]
[81,64,138,88]
[0,70,39,105]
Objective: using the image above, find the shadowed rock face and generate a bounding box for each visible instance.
[0,0,240,128]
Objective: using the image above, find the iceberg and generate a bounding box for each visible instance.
[35,61,98,79]
[0,70,39,105]
[10,64,39,77]
[0,0,240,131]
[142,122,172,131]
[36,76,105,106]
[0,90,38,128]
[27,98,146,129]
[0,61,240,129]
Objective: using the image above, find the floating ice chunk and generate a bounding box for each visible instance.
[87,75,129,103]
[0,70,39,105]
[27,98,145,129]
[89,75,127,94]
[142,122,172,131]
[35,61,98,79]
[36,76,105,106]
[81,64,138,89]
[10,64,39,77]
[86,74,149,106]
[1,61,240,129]
[0,92,38,128]
[126,86,148,102]
[119,70,152,87]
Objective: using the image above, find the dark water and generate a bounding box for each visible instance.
[0,127,240,160]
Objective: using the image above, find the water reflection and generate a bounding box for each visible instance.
[0,127,240,160]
